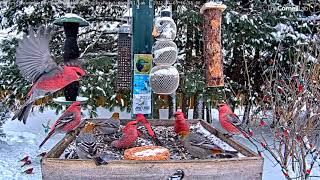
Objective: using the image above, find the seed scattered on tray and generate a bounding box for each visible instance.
[62,122,243,160]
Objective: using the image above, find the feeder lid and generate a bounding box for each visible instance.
[200,2,227,14]
[119,24,131,34]
[53,13,89,27]
[161,8,172,17]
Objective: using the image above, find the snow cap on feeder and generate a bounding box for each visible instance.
[150,66,179,94]
[53,13,89,27]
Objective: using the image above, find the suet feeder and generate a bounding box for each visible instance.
[152,40,177,66]
[200,2,226,87]
[117,24,132,91]
[149,66,179,95]
[53,13,89,101]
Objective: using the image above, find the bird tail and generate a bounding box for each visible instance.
[39,131,54,148]
[12,103,32,124]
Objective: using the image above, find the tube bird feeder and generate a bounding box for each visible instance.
[53,13,89,101]
[200,2,226,87]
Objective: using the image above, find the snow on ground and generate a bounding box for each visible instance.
[0,107,130,180]
[1,107,311,180]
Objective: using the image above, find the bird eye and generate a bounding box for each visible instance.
[76,72,82,76]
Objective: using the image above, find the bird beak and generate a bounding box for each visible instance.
[152,27,159,37]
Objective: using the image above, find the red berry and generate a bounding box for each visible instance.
[249,130,254,136]
[242,132,249,138]
[306,169,311,174]
[259,120,266,126]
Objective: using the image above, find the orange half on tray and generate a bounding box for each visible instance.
[124,146,170,161]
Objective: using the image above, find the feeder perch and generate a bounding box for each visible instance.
[153,17,177,41]
[150,66,179,94]
[201,2,226,87]
[152,40,177,66]
[117,24,132,91]
[53,96,88,106]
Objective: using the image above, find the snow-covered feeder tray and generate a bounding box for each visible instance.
[41,119,263,180]
[149,66,179,95]
[152,41,178,66]
[53,96,88,105]
[153,17,177,40]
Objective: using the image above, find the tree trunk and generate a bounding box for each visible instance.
[205,100,212,123]
[193,92,204,119]
[168,92,176,119]
[242,94,252,125]
[181,94,189,118]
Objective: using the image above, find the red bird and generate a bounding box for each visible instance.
[174,112,190,138]
[217,103,242,135]
[111,121,140,149]
[22,167,33,174]
[18,156,29,162]
[136,114,162,146]
[12,26,86,124]
[39,101,81,148]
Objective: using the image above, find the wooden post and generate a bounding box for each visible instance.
[200,3,226,88]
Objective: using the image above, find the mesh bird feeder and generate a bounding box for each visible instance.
[200,2,226,87]
[150,66,179,95]
[152,12,177,41]
[150,8,179,95]
[152,40,177,66]
[117,24,132,91]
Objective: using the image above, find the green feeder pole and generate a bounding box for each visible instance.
[131,0,154,119]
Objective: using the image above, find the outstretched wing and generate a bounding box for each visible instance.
[15,26,58,83]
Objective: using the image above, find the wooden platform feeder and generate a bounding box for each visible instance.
[41,119,263,180]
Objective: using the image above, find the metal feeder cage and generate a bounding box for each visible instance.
[154,17,177,40]
[152,40,177,66]
[149,66,179,94]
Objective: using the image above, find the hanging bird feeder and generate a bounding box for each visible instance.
[150,66,179,94]
[152,16,177,40]
[152,40,177,66]
[53,13,89,102]
[200,2,226,87]
[150,8,179,95]
[117,24,132,91]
